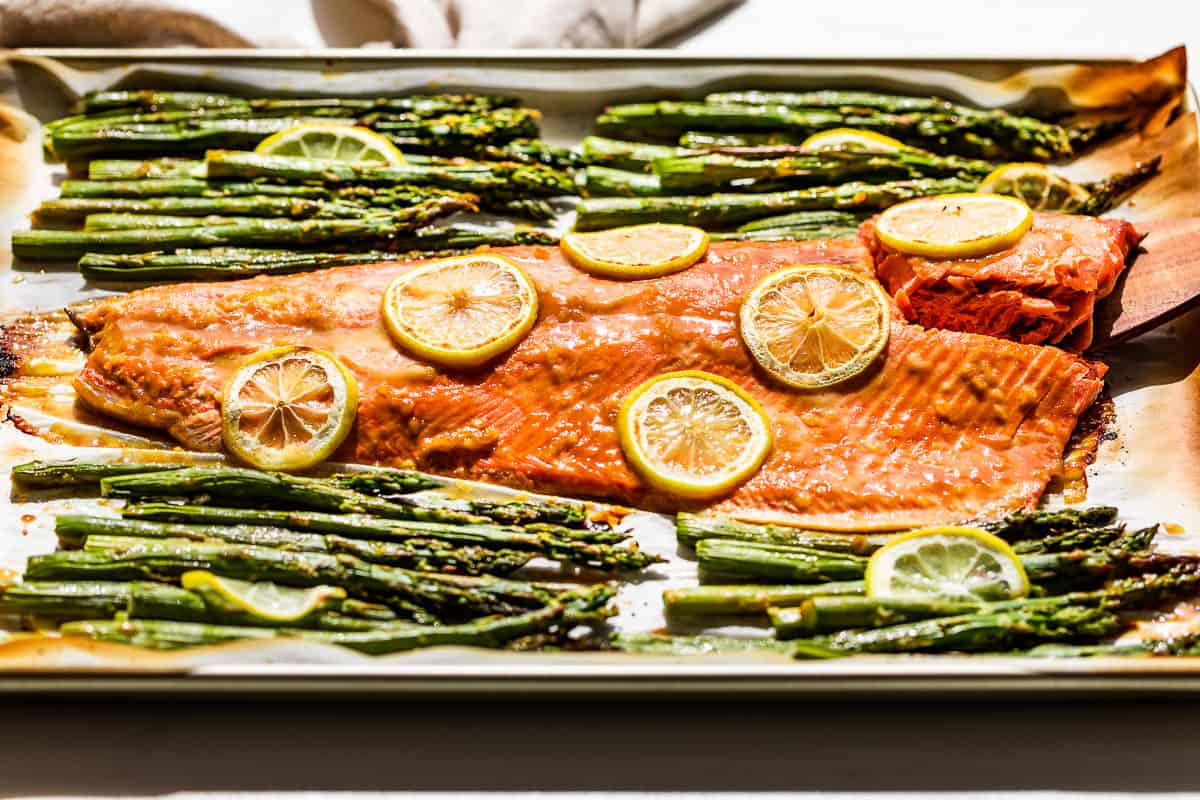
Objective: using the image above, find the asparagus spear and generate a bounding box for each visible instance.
[664,580,865,617]
[651,149,997,192]
[779,565,1200,638]
[597,101,1074,160]
[793,605,1124,656]
[47,117,348,160]
[32,196,384,224]
[703,89,1045,118]
[581,166,663,197]
[696,539,868,583]
[84,213,255,231]
[370,107,541,151]
[88,158,207,180]
[708,224,863,243]
[121,504,652,572]
[679,131,807,148]
[11,459,189,487]
[1011,525,1128,555]
[14,200,466,260]
[675,513,892,553]
[580,136,697,171]
[338,471,593,528]
[612,632,792,657]
[101,467,491,524]
[59,179,336,199]
[573,178,975,230]
[205,150,575,200]
[27,539,571,620]
[60,602,565,654]
[736,210,868,233]
[979,506,1119,541]
[76,91,518,115]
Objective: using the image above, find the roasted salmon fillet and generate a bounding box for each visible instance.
[70,240,1106,530]
[862,213,1142,349]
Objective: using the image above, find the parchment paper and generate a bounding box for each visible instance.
[0,48,1197,674]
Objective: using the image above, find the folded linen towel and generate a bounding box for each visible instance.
[0,0,741,48]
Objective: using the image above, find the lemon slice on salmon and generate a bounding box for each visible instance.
[801,128,907,153]
[381,254,539,368]
[618,370,772,499]
[976,162,1091,212]
[875,193,1033,259]
[866,526,1030,601]
[181,571,347,623]
[562,223,709,279]
[221,346,358,471]
[740,265,890,390]
[255,123,405,165]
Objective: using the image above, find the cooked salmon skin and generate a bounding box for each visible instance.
[71,240,1106,530]
[862,213,1141,349]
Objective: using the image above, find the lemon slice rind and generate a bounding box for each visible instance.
[875,193,1033,259]
[255,123,405,165]
[181,571,347,623]
[221,345,358,472]
[976,162,1090,212]
[382,254,539,368]
[562,223,709,279]
[740,265,890,390]
[618,370,773,500]
[865,526,1030,601]
[801,128,907,153]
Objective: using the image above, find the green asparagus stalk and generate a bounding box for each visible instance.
[651,149,997,193]
[14,200,466,260]
[88,158,207,180]
[679,131,807,148]
[708,224,863,243]
[77,224,558,281]
[60,601,566,654]
[580,136,697,171]
[84,214,254,230]
[696,539,868,583]
[11,459,190,487]
[573,178,975,230]
[75,91,518,115]
[597,101,1074,160]
[1011,525,1128,555]
[979,506,1119,541]
[703,89,1046,117]
[675,513,892,553]
[370,107,541,151]
[120,503,653,572]
[663,580,865,617]
[32,196,385,225]
[205,150,575,200]
[337,471,593,528]
[780,565,1200,639]
[466,139,582,170]
[793,605,1124,656]
[736,210,868,233]
[581,166,663,197]
[59,179,335,199]
[47,117,348,160]
[0,579,190,619]
[27,539,573,620]
[612,632,792,657]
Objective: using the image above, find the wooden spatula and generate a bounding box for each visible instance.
[1090,217,1200,350]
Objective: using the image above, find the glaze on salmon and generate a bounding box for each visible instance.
[71,240,1105,530]
[862,213,1141,349]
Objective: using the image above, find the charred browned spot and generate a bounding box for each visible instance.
[0,324,17,380]
[1048,392,1118,503]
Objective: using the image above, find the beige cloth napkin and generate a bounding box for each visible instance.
[0,0,741,48]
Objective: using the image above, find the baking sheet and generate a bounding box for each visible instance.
[1,48,1199,694]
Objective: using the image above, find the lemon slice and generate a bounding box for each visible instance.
[977,162,1091,212]
[866,526,1030,601]
[801,128,907,153]
[875,193,1033,259]
[181,571,347,623]
[382,254,539,368]
[618,370,772,499]
[221,346,358,471]
[740,265,890,389]
[255,123,405,165]
[562,223,709,279]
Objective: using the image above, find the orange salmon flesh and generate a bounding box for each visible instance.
[71,239,1108,530]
